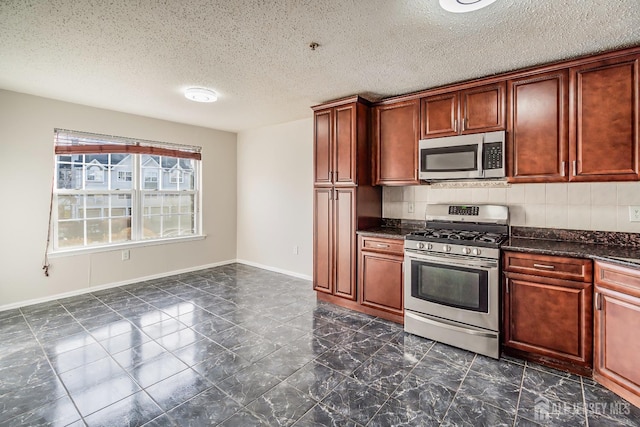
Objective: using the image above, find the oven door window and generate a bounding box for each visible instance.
[421,144,477,172]
[411,260,489,312]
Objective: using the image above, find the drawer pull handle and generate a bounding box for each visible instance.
[374,243,390,248]
[533,263,555,270]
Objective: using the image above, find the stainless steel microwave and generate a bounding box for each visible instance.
[418,131,505,181]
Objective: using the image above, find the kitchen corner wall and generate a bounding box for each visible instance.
[236,118,313,279]
[383,182,640,233]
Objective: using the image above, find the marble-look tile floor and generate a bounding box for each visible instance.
[1,263,638,427]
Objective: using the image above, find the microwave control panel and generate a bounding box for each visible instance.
[483,142,503,170]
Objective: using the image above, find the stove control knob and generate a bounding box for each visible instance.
[417,242,426,249]
[472,248,481,256]
[462,247,471,255]
[442,245,451,252]
[427,243,433,250]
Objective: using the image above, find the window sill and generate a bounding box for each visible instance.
[48,234,207,258]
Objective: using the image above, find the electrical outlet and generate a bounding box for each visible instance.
[121,249,130,261]
[630,206,640,222]
[408,202,415,214]
[293,245,299,255]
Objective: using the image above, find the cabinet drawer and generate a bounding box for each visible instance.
[503,251,592,282]
[595,261,640,297]
[360,236,404,255]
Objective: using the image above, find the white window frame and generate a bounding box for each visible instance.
[52,150,202,255]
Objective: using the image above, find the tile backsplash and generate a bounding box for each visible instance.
[382,182,640,233]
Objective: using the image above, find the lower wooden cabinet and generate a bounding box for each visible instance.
[358,235,404,323]
[594,260,640,408]
[313,187,357,300]
[502,251,593,375]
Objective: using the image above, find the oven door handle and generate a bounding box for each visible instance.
[405,311,497,338]
[405,251,497,269]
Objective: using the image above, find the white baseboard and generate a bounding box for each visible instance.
[0,259,236,312]
[236,259,312,281]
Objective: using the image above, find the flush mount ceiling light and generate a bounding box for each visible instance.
[184,87,218,103]
[439,0,498,13]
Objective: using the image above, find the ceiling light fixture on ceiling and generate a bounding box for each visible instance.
[184,87,218,103]
[439,0,498,13]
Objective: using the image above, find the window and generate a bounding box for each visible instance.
[117,171,132,182]
[169,169,184,184]
[53,129,201,251]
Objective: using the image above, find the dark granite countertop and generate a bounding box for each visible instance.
[357,218,425,240]
[358,223,640,269]
[505,227,640,269]
[356,227,409,240]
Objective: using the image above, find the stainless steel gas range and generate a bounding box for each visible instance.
[404,204,509,359]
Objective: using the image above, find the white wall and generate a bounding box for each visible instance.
[0,90,238,308]
[384,182,640,233]
[236,118,313,279]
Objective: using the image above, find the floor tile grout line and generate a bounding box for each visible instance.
[581,376,590,427]
[511,360,528,427]
[11,306,87,426]
[437,353,477,426]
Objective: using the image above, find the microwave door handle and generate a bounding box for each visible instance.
[477,142,484,177]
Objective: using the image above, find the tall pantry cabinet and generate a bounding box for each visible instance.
[312,96,382,305]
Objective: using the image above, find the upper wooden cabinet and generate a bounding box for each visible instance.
[421,83,506,139]
[570,54,640,182]
[313,97,371,186]
[373,99,420,185]
[507,70,569,182]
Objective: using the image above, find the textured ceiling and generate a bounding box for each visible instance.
[1,0,639,133]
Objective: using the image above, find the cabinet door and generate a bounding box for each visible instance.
[374,100,420,185]
[314,109,333,185]
[334,104,357,185]
[334,188,356,300]
[313,188,333,294]
[503,274,592,367]
[594,261,640,407]
[461,83,506,134]
[594,288,640,406]
[571,55,640,181]
[421,93,458,138]
[508,70,569,182]
[359,251,403,315]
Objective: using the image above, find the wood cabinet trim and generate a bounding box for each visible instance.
[360,236,404,255]
[595,260,640,297]
[503,251,593,282]
[312,95,372,111]
[371,46,640,106]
